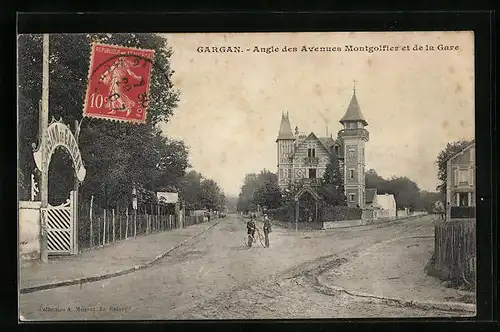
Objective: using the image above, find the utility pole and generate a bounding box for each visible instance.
[40,34,50,263]
[73,120,80,254]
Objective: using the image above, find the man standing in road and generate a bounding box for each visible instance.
[247,216,256,247]
[263,214,272,248]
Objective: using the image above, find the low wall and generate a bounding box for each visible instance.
[397,209,408,218]
[323,212,428,230]
[274,221,323,230]
[19,201,41,261]
[323,219,365,229]
[412,211,427,217]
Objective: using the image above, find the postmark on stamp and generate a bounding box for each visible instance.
[83,43,155,123]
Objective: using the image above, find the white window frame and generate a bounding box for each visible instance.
[458,170,468,184]
[349,194,355,202]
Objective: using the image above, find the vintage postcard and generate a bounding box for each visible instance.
[18,31,475,320]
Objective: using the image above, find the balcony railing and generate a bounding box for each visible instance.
[338,128,369,141]
[304,156,319,165]
[300,178,322,186]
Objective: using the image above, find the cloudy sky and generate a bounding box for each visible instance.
[161,32,474,197]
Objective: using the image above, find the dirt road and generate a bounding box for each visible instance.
[20,214,472,320]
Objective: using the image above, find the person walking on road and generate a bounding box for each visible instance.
[263,214,271,248]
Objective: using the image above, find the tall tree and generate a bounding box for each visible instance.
[178,170,204,210]
[415,190,443,213]
[199,179,224,211]
[386,176,421,210]
[366,169,391,193]
[320,152,347,206]
[365,170,422,210]
[237,172,261,212]
[18,33,181,208]
[253,177,282,210]
[237,170,280,212]
[435,140,471,196]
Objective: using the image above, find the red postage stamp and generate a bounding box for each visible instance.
[83,44,155,123]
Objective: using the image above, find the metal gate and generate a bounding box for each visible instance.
[41,191,77,255]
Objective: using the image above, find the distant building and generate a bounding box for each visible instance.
[446,140,475,219]
[364,188,378,209]
[276,87,371,208]
[362,188,397,219]
[375,193,397,218]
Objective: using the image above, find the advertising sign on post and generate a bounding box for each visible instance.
[156,192,179,204]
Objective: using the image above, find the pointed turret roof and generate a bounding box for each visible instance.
[276,112,295,141]
[340,89,368,126]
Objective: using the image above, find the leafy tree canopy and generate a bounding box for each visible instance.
[319,151,347,206]
[365,169,424,211]
[237,169,279,212]
[18,33,224,211]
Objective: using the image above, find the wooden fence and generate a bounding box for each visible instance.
[431,219,476,287]
[77,201,216,251]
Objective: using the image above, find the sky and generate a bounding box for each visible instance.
[161,32,475,197]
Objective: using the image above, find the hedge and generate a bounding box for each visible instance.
[321,205,362,221]
[269,204,362,222]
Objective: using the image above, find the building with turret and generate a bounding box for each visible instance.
[276,87,370,208]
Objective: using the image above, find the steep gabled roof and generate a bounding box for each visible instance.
[292,132,330,157]
[340,91,368,126]
[276,112,295,141]
[447,139,475,164]
[317,136,335,152]
[365,188,377,204]
[376,194,396,210]
[295,186,322,202]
